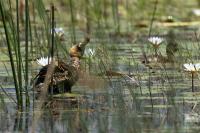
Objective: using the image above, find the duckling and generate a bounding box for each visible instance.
[34,37,90,95]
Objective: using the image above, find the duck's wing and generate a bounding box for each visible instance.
[35,61,79,86]
[52,62,79,85]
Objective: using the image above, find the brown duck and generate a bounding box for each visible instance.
[34,37,90,94]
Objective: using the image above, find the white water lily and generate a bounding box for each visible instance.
[148,36,163,56]
[37,57,52,66]
[51,27,65,38]
[85,48,95,56]
[184,113,200,123]
[183,63,200,72]
[148,36,163,46]
[183,63,200,92]
[192,9,200,16]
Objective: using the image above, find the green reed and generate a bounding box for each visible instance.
[25,0,30,107]
[16,0,23,109]
[0,0,34,110]
[85,0,90,34]
[0,0,22,110]
[111,0,120,33]
[69,0,76,43]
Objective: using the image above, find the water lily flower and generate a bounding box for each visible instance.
[184,113,200,123]
[183,63,200,92]
[192,9,200,16]
[51,27,65,40]
[85,48,95,56]
[37,57,52,66]
[148,37,163,47]
[183,63,200,72]
[148,36,163,56]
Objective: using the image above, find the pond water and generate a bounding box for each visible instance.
[1,0,200,132]
[1,27,200,133]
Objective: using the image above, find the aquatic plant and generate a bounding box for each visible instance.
[69,0,76,43]
[52,27,65,40]
[0,0,24,110]
[183,63,200,72]
[148,36,164,56]
[183,63,200,92]
[37,57,52,66]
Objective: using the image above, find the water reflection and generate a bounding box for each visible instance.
[0,96,200,133]
[1,30,200,132]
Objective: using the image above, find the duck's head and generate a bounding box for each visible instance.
[69,45,84,58]
[69,36,90,58]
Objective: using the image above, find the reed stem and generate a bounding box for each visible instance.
[112,0,120,33]
[85,0,90,34]
[148,0,158,37]
[69,0,76,43]
[192,72,194,92]
[148,68,153,112]
[51,5,55,58]
[0,0,22,110]
[25,0,30,106]
[50,4,55,95]
[16,0,23,108]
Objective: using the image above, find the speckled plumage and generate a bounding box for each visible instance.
[34,37,90,95]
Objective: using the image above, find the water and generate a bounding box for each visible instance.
[1,27,200,133]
